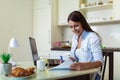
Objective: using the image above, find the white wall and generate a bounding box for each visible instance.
[0,0,33,62]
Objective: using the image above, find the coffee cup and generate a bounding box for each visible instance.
[37,60,48,71]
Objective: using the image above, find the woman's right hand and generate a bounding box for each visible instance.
[69,57,75,62]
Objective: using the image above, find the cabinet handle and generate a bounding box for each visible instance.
[49,0,51,5]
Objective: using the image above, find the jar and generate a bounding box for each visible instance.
[98,0,103,5]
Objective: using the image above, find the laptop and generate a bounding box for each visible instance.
[29,37,39,65]
[29,37,60,66]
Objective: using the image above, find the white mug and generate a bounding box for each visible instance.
[37,60,48,71]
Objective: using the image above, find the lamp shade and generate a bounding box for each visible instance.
[9,38,19,48]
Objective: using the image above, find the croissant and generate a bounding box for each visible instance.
[11,67,29,77]
[25,67,35,75]
[11,67,35,77]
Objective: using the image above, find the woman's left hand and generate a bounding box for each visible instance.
[70,62,84,71]
[70,61,102,71]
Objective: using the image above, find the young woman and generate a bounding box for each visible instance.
[68,11,104,80]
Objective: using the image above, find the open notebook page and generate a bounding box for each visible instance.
[50,58,73,70]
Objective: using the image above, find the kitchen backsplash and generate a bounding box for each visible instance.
[62,23,120,47]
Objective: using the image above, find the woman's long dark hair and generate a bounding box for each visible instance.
[67,11,102,42]
[67,11,93,32]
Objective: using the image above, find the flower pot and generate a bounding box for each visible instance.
[0,63,12,76]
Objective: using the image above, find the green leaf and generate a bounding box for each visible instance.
[0,52,11,63]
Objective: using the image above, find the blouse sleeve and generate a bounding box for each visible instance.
[89,33,104,64]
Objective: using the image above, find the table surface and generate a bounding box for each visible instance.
[0,62,99,80]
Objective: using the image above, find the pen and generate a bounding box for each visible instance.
[60,56,64,63]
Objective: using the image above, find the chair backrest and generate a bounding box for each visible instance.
[101,52,108,80]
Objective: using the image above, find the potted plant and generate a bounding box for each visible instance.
[0,52,12,76]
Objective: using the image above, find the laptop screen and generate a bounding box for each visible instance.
[29,37,60,66]
[29,37,39,65]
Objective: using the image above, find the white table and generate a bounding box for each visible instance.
[0,62,99,80]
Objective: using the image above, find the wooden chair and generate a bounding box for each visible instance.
[101,52,108,80]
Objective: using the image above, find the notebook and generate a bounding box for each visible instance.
[50,58,73,70]
[29,37,60,66]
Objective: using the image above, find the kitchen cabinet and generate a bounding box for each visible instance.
[33,0,51,51]
[58,0,79,25]
[33,0,62,57]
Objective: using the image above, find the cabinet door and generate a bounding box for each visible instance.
[58,0,79,25]
[33,0,51,51]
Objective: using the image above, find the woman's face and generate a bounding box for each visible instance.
[68,20,83,36]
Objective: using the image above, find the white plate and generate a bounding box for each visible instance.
[9,74,34,80]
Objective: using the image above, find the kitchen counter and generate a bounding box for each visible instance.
[51,47,71,51]
[51,47,120,51]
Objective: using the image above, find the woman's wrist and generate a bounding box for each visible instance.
[69,57,75,62]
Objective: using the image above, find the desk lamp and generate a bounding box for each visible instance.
[8,38,19,67]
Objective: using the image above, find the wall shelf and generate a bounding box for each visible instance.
[89,20,120,25]
[58,20,120,27]
[80,4,113,11]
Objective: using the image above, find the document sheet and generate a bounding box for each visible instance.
[50,58,73,70]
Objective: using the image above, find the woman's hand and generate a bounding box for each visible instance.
[70,62,84,71]
[70,61,103,71]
